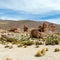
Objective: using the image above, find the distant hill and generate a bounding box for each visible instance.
[0,20,60,32]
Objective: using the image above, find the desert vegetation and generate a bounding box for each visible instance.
[5,57,12,60]
[0,22,60,47]
[0,22,60,60]
[35,48,48,57]
[54,48,60,52]
[45,35,59,45]
[1,33,59,47]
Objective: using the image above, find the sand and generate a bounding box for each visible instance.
[0,44,60,60]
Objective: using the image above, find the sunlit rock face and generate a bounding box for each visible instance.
[30,23,56,38]
[8,28,20,33]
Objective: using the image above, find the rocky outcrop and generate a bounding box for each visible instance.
[23,25,28,32]
[30,29,41,38]
[8,28,20,33]
[30,23,56,38]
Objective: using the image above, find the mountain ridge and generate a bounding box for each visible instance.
[0,20,60,32]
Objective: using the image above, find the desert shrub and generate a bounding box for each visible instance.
[5,45,13,49]
[0,37,17,45]
[0,38,2,41]
[16,40,34,46]
[41,48,46,55]
[5,57,12,60]
[0,41,2,44]
[45,48,48,51]
[45,35,59,45]
[35,41,39,45]
[22,40,34,46]
[1,36,7,41]
[14,40,22,45]
[17,44,23,47]
[35,50,43,57]
[31,37,40,40]
[35,48,47,57]
[54,48,60,52]
[2,41,10,45]
[35,41,43,45]
[39,41,44,45]
[35,45,39,48]
[5,45,9,48]
[20,33,30,41]
[7,38,17,42]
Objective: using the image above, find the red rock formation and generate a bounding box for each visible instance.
[8,28,20,33]
[38,25,43,32]
[38,23,48,32]
[30,29,47,38]
[23,25,28,32]
[42,23,48,32]
[30,23,56,38]
[49,23,56,32]
[30,29,41,38]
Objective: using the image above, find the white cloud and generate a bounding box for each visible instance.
[0,16,60,24]
[0,16,28,20]
[46,18,60,24]
[0,0,60,14]
[0,0,60,24]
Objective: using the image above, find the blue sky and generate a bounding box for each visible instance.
[0,0,60,24]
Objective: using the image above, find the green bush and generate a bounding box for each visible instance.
[35,50,42,57]
[5,57,12,60]
[22,40,34,46]
[54,48,60,52]
[45,35,59,45]
[7,38,17,42]
[35,41,43,45]
[45,48,48,51]
[35,48,47,57]
[17,44,23,47]
[41,48,46,55]
[5,45,9,48]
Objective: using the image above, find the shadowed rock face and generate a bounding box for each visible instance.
[38,23,56,32]
[30,29,47,38]
[30,23,56,38]
[43,23,49,32]
[23,25,28,32]
[30,29,41,38]
[38,26,43,32]
[38,23,49,32]
[8,28,20,33]
[49,23,56,32]
[0,20,59,32]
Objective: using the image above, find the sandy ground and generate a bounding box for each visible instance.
[0,44,60,60]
